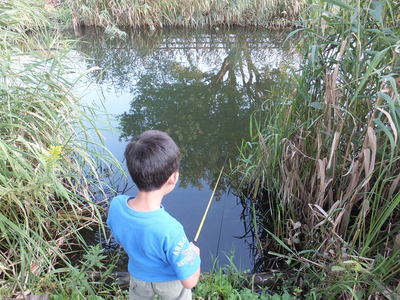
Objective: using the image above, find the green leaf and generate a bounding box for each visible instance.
[369,0,385,26]
[350,47,390,106]
[377,91,399,129]
[374,118,395,156]
[321,0,353,10]
[310,44,319,68]
[283,28,307,46]
[363,193,400,255]
[309,102,325,110]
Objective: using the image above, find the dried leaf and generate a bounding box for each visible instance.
[293,221,302,230]
[343,160,360,202]
[394,234,400,251]
[331,265,346,272]
[361,127,377,188]
[377,107,398,145]
[363,148,371,177]
[327,131,340,169]
[388,173,400,199]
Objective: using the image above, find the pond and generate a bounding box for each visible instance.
[73,27,299,272]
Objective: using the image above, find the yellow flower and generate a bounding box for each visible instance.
[48,145,63,160]
[42,145,63,165]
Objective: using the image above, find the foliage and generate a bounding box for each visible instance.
[0,0,50,31]
[48,245,127,299]
[194,261,299,300]
[232,0,400,297]
[64,0,306,29]
[0,0,120,297]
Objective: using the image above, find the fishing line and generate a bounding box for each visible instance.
[215,191,227,260]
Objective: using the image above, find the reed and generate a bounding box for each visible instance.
[65,0,306,29]
[0,0,120,296]
[233,0,400,297]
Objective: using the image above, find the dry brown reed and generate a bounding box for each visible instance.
[233,0,400,296]
[66,0,306,29]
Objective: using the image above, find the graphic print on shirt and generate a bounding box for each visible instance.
[172,236,197,267]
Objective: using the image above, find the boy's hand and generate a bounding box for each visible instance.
[181,242,201,289]
[190,242,200,256]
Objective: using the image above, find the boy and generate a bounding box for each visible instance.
[107,130,201,300]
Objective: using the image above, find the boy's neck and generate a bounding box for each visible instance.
[128,190,164,212]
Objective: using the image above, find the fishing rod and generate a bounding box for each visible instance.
[193,164,225,243]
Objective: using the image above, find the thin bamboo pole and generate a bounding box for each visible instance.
[193,165,225,242]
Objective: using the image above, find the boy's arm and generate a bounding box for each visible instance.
[180,243,200,289]
[181,267,200,289]
[166,232,201,288]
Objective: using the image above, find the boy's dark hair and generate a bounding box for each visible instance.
[124,130,180,191]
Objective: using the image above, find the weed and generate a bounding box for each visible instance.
[194,259,299,299]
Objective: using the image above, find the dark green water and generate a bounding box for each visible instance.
[74,27,298,271]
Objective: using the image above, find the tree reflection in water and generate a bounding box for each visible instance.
[76,27,298,193]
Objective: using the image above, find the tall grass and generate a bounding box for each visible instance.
[233,0,399,297]
[0,0,120,297]
[65,0,306,30]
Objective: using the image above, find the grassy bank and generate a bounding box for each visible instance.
[194,265,298,300]
[63,0,306,30]
[0,0,122,297]
[232,0,400,298]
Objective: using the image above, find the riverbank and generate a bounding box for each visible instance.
[64,0,305,30]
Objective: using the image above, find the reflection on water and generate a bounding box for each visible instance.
[77,28,298,191]
[74,27,298,271]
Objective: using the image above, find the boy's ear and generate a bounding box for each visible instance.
[168,171,179,185]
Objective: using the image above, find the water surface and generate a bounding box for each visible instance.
[74,27,298,271]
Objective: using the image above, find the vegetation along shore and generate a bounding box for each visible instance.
[65,0,306,30]
[231,0,400,298]
[1,0,399,299]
